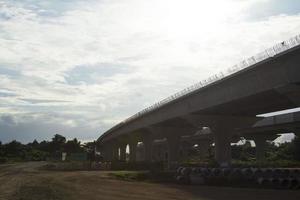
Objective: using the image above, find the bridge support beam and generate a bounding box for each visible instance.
[112,143,119,161]
[103,142,113,161]
[129,141,137,162]
[166,134,181,169]
[253,136,268,162]
[250,134,279,162]
[197,139,212,159]
[179,142,191,161]
[142,134,153,162]
[152,140,168,162]
[213,127,233,167]
[119,143,127,161]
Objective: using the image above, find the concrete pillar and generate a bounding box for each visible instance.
[142,135,153,162]
[213,126,232,167]
[167,135,180,169]
[197,139,211,159]
[158,145,166,161]
[103,143,113,161]
[254,137,267,161]
[119,143,127,161]
[178,141,191,161]
[151,144,158,161]
[252,135,276,162]
[152,142,167,162]
[112,145,119,161]
[102,145,108,161]
[129,142,137,162]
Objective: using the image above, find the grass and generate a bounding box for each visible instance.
[39,161,96,171]
[108,170,175,183]
[11,177,72,200]
[108,171,149,181]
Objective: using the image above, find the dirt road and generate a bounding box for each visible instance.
[0,162,299,200]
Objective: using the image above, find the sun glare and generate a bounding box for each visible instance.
[154,0,238,38]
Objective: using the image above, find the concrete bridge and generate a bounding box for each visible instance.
[97,35,300,167]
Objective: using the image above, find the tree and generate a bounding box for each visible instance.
[50,134,66,153]
[83,141,98,161]
[37,140,51,152]
[64,138,82,153]
[231,140,255,161]
[0,141,3,156]
[3,140,26,159]
[52,134,66,144]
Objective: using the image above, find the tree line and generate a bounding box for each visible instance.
[0,134,96,163]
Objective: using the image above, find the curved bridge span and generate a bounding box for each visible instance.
[98,35,300,167]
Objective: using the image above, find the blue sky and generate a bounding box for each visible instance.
[0,0,300,143]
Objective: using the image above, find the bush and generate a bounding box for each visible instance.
[0,157,8,164]
[25,150,49,161]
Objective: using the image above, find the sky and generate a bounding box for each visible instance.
[0,0,300,143]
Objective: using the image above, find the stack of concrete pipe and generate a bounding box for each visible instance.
[256,168,300,189]
[175,167,300,189]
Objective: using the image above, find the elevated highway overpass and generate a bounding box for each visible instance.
[98,35,300,167]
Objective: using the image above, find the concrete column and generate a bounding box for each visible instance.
[112,145,119,161]
[252,135,274,162]
[179,145,188,160]
[102,145,109,161]
[151,144,158,161]
[119,143,127,161]
[197,139,211,159]
[103,143,113,161]
[129,142,137,162]
[157,145,165,161]
[254,137,267,161]
[142,135,153,162]
[167,135,180,169]
[213,127,232,167]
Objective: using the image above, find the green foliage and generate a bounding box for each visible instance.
[109,171,148,181]
[25,149,50,161]
[108,170,174,182]
[180,136,300,168]
[0,134,88,163]
[231,141,256,161]
[41,161,94,171]
[265,136,300,162]
[12,177,71,200]
[64,138,82,153]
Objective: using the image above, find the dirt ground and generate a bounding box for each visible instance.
[0,162,300,200]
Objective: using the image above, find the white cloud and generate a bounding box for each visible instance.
[0,0,300,142]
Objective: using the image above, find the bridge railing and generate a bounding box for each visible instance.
[105,34,300,134]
